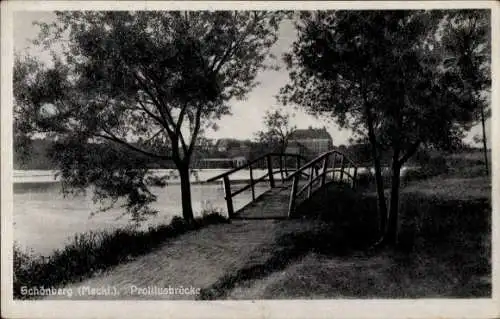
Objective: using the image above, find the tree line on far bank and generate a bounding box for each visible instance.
[14,136,486,171]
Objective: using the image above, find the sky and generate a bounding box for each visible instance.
[13,11,490,147]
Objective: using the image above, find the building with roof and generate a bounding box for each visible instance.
[286,126,333,158]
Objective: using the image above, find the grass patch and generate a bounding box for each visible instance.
[200,175,491,299]
[294,182,381,246]
[13,211,229,299]
[299,176,490,297]
[199,184,380,300]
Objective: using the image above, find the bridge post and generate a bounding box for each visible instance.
[321,155,329,186]
[339,155,345,182]
[307,165,314,199]
[223,176,234,218]
[249,165,255,201]
[279,154,284,183]
[266,155,275,188]
[352,167,358,188]
[288,175,299,218]
[331,153,336,182]
[283,155,289,178]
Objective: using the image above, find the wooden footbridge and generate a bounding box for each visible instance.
[205,150,359,220]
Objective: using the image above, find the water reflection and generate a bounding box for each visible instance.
[13,181,268,256]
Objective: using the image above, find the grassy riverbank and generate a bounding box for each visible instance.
[13,212,228,299]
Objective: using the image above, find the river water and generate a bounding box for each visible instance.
[13,169,269,256]
[12,166,415,256]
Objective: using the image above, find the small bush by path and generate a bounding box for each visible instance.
[13,211,229,299]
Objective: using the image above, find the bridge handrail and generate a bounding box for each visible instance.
[287,149,359,217]
[203,149,359,220]
[204,152,308,183]
[295,169,357,198]
[285,150,357,181]
[204,152,309,218]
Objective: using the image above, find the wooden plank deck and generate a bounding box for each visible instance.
[232,181,307,220]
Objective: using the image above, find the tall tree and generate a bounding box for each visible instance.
[279,10,487,245]
[14,11,286,222]
[255,108,296,153]
[442,10,491,174]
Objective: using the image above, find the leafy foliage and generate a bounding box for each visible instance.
[279,10,491,244]
[15,11,286,221]
[255,108,296,153]
[280,10,480,151]
[441,10,491,173]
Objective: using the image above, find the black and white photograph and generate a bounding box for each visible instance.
[1,1,498,318]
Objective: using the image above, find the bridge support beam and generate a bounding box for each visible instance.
[321,156,329,186]
[223,176,234,218]
[288,175,299,218]
[307,166,314,199]
[339,156,345,181]
[249,166,255,201]
[266,155,275,188]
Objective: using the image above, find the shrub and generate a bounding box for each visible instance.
[423,155,448,175]
[13,211,228,299]
[402,154,448,185]
[401,168,430,185]
[170,216,189,232]
[356,170,373,189]
[413,148,431,166]
[447,165,488,178]
[197,209,230,226]
[294,183,379,247]
[396,192,490,252]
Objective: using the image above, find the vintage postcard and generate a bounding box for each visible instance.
[1,1,499,318]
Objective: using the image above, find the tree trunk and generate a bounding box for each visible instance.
[178,163,195,222]
[386,163,401,245]
[366,117,387,234]
[361,82,387,237]
[372,151,387,234]
[480,106,489,175]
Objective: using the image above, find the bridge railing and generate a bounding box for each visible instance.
[286,150,358,217]
[205,153,309,218]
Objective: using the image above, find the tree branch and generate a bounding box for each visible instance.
[179,132,189,158]
[133,71,175,134]
[137,98,168,128]
[142,128,165,144]
[175,101,190,156]
[95,129,171,160]
[187,105,204,157]
[175,101,189,134]
[210,12,259,75]
[137,70,183,163]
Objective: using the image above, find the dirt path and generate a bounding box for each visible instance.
[45,219,289,300]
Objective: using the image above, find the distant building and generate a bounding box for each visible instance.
[215,138,251,159]
[286,126,333,157]
[195,139,252,168]
[231,156,247,167]
[285,140,308,156]
[195,158,245,169]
